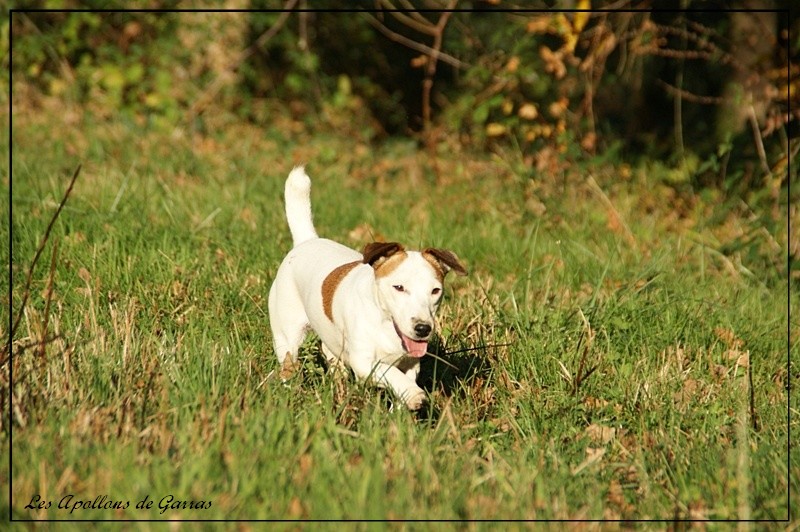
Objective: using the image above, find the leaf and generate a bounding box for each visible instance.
[571,447,605,475]
[485,123,507,137]
[585,423,616,444]
[714,327,744,349]
[610,316,631,330]
[540,46,567,79]
[518,103,538,120]
[573,0,591,34]
[506,56,520,73]
[472,103,490,124]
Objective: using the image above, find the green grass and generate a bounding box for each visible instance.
[5,108,796,523]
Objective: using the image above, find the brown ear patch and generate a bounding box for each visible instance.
[321,261,361,321]
[362,241,405,266]
[362,242,408,279]
[422,248,468,279]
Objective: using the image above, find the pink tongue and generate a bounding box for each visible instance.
[401,334,428,358]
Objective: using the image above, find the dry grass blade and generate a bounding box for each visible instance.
[5,164,81,366]
[572,308,598,395]
[36,240,59,362]
[586,174,637,249]
[424,351,459,370]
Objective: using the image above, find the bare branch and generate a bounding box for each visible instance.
[643,46,716,63]
[378,0,437,36]
[650,22,746,74]
[421,2,457,136]
[748,104,771,176]
[363,12,468,70]
[656,79,725,105]
[397,0,435,27]
[253,0,300,51]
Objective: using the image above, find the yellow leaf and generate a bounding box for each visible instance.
[574,0,591,33]
[506,56,520,73]
[485,123,507,137]
[410,55,428,68]
[518,103,538,120]
[525,16,552,34]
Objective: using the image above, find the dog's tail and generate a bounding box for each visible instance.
[284,166,318,247]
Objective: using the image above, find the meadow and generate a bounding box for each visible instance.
[5,100,795,524]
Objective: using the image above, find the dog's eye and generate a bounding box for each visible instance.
[431,288,441,296]
[393,285,405,292]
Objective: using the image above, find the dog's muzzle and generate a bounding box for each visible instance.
[394,321,430,358]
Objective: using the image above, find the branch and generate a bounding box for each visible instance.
[363,12,468,71]
[651,21,748,75]
[397,0,436,27]
[378,0,437,36]
[748,104,771,176]
[656,79,725,105]
[421,1,457,136]
[252,0,300,51]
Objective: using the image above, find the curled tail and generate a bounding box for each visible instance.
[284,166,318,247]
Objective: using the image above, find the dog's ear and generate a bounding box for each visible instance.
[363,241,405,267]
[422,248,468,277]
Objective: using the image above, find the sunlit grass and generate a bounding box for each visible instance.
[5,108,794,521]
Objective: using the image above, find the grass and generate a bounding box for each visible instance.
[4,102,796,523]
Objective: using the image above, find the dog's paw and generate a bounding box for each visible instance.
[403,387,428,411]
[279,357,299,382]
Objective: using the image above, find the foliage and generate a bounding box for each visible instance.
[11,10,188,126]
[9,6,796,187]
[439,7,795,183]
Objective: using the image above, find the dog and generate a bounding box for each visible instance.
[268,167,466,410]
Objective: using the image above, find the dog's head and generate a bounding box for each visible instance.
[363,242,467,358]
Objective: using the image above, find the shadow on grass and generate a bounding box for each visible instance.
[418,334,493,395]
[414,333,494,423]
[290,333,495,423]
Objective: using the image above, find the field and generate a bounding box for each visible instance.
[5,100,796,524]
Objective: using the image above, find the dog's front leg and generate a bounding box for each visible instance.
[404,364,421,388]
[349,357,426,410]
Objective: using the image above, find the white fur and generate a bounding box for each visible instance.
[284,166,318,246]
[268,167,460,410]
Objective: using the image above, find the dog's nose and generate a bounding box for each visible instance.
[414,323,432,339]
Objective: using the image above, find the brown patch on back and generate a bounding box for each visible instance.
[321,261,361,321]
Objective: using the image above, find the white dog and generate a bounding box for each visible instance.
[268,167,466,410]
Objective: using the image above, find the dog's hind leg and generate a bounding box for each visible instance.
[272,322,307,364]
[271,319,307,381]
[321,343,347,373]
[268,278,308,379]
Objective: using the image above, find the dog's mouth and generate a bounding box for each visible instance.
[393,322,428,358]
